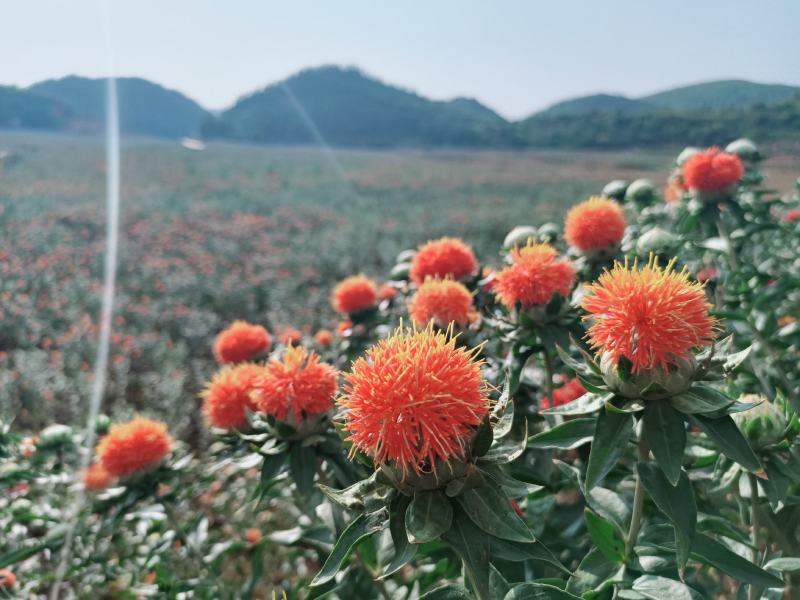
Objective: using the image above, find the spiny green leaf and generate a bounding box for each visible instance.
[585,408,634,490]
[643,401,686,486]
[457,482,534,543]
[528,418,595,450]
[405,491,453,544]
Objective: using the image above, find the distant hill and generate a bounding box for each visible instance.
[203,66,522,148]
[0,86,72,130]
[519,92,800,149]
[28,76,209,138]
[642,80,800,111]
[539,93,652,117]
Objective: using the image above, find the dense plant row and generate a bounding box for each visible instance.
[2,139,800,598]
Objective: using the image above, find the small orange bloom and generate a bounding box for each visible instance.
[279,327,303,346]
[336,320,353,335]
[0,569,15,588]
[213,321,271,364]
[97,417,172,478]
[331,275,378,314]
[83,462,114,491]
[378,283,397,301]
[582,258,716,373]
[408,278,476,327]
[682,147,744,192]
[564,196,626,252]
[494,243,575,309]
[339,325,489,474]
[410,237,478,286]
[245,528,263,544]
[252,346,338,422]
[541,378,586,410]
[202,363,266,429]
[783,208,800,222]
[314,329,334,347]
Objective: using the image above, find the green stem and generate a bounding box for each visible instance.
[748,472,761,600]
[625,435,650,559]
[542,346,555,405]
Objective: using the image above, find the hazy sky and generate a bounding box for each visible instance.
[4,0,799,119]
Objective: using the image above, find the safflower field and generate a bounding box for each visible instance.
[2,134,800,599]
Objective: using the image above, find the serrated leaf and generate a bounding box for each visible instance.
[541,392,610,416]
[632,575,703,600]
[504,583,582,599]
[382,493,416,577]
[763,557,800,571]
[406,491,453,544]
[585,508,625,562]
[310,514,382,586]
[566,547,624,596]
[488,537,570,574]
[643,401,686,486]
[723,346,752,374]
[637,462,696,570]
[670,385,735,415]
[289,444,317,496]
[457,482,534,543]
[690,414,762,473]
[419,584,474,599]
[691,533,784,588]
[443,506,491,599]
[585,408,634,490]
[480,419,528,464]
[528,418,595,450]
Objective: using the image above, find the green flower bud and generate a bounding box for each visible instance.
[503,226,538,250]
[636,227,680,255]
[676,147,701,167]
[396,249,416,264]
[602,180,629,201]
[732,395,787,450]
[390,262,411,281]
[38,424,73,448]
[725,138,761,163]
[600,352,696,400]
[537,223,559,243]
[624,179,656,205]
[95,414,111,434]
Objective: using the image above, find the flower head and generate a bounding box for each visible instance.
[339,325,489,474]
[783,208,800,223]
[582,258,716,373]
[0,569,16,588]
[83,463,114,491]
[213,321,271,364]
[682,147,744,192]
[252,346,338,422]
[378,283,398,301]
[331,275,378,314]
[494,243,576,309]
[410,237,478,286]
[409,278,476,328]
[202,363,265,429]
[279,327,303,346]
[97,417,172,478]
[541,378,586,410]
[314,329,334,347]
[564,196,626,252]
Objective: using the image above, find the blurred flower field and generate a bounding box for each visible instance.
[2,134,800,599]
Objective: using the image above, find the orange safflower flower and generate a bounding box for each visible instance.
[541,378,586,410]
[213,321,271,364]
[410,237,478,286]
[494,243,575,309]
[582,258,716,373]
[83,462,114,491]
[314,329,334,347]
[378,283,398,301]
[682,147,744,192]
[331,275,378,314]
[252,346,338,422]
[564,196,626,252]
[279,327,303,346]
[97,417,172,478]
[409,278,476,327]
[336,320,353,335]
[245,528,263,544]
[783,208,800,222]
[202,363,265,429]
[339,325,489,474]
[0,569,15,588]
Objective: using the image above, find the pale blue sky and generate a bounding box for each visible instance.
[4,0,799,119]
